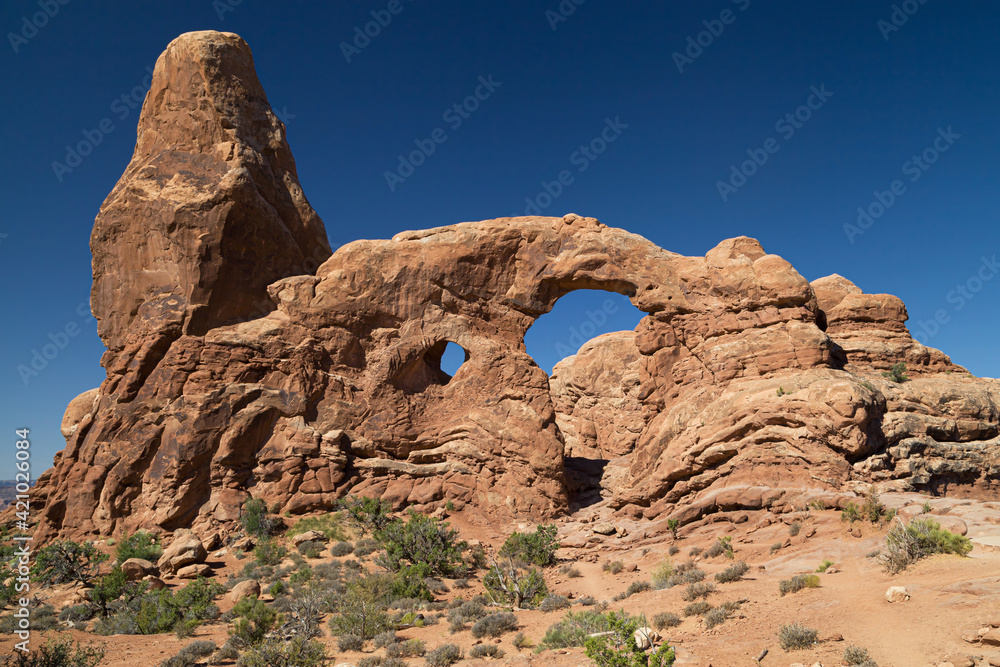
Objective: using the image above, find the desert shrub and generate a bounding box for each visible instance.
[375,511,467,577]
[704,536,733,559]
[212,642,240,663]
[687,546,702,558]
[94,577,223,636]
[425,644,463,667]
[338,634,365,651]
[483,557,547,608]
[372,631,398,649]
[331,541,354,557]
[682,601,711,617]
[843,645,874,665]
[882,362,908,383]
[788,522,801,537]
[579,595,597,606]
[921,501,933,513]
[769,542,782,554]
[665,567,705,588]
[558,564,582,578]
[237,636,328,667]
[298,541,324,559]
[778,622,818,651]
[540,594,572,612]
[539,609,614,649]
[340,495,396,536]
[330,572,394,639]
[0,637,105,667]
[115,531,163,564]
[355,538,380,558]
[703,607,731,629]
[841,502,862,523]
[881,517,973,574]
[682,582,715,601]
[448,600,486,625]
[715,561,749,583]
[603,560,624,574]
[779,574,820,596]
[241,498,279,539]
[159,640,216,667]
[613,580,652,602]
[386,638,426,658]
[277,588,327,639]
[816,559,834,573]
[667,545,679,556]
[254,538,287,566]
[470,644,505,659]
[650,560,673,590]
[471,612,518,638]
[32,541,108,587]
[229,596,278,648]
[652,612,681,630]
[60,604,95,624]
[514,632,532,649]
[498,524,559,566]
[584,610,676,667]
[288,513,346,541]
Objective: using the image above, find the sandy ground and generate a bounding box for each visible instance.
[3,492,1000,667]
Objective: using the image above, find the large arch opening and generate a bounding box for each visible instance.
[525,290,646,511]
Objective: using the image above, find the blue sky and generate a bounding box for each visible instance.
[2,1,999,480]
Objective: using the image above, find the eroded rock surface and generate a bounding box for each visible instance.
[30,30,1000,541]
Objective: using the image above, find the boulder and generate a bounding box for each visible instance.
[120,558,155,581]
[885,586,910,603]
[177,563,212,579]
[633,627,660,650]
[157,530,207,574]
[231,579,261,602]
[291,530,328,546]
[143,576,167,590]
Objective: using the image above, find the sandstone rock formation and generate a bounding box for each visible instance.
[28,30,1000,542]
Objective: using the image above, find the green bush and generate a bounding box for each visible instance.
[778,622,818,651]
[652,612,680,630]
[513,632,532,649]
[425,644,463,667]
[340,495,396,536]
[238,636,328,667]
[115,531,162,564]
[483,557,547,608]
[32,541,108,587]
[715,561,749,583]
[471,612,518,638]
[330,572,394,639]
[666,519,679,540]
[229,596,279,648]
[539,610,613,649]
[254,537,287,566]
[584,611,676,667]
[93,577,223,636]
[779,574,820,596]
[881,517,973,573]
[498,524,559,566]
[241,498,279,539]
[704,536,733,559]
[0,637,105,667]
[882,362,908,383]
[375,511,467,577]
[816,559,834,573]
[158,640,216,667]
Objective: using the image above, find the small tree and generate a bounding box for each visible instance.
[330,572,395,639]
[375,511,467,577]
[340,495,396,536]
[482,553,548,609]
[229,596,279,648]
[115,531,162,563]
[498,524,559,566]
[882,362,909,383]
[666,519,679,541]
[584,611,675,667]
[32,540,108,587]
[241,498,279,539]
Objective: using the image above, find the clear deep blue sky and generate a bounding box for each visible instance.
[2,1,999,480]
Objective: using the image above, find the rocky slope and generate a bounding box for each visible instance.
[30,30,1000,542]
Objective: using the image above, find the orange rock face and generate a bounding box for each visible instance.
[32,31,1000,541]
